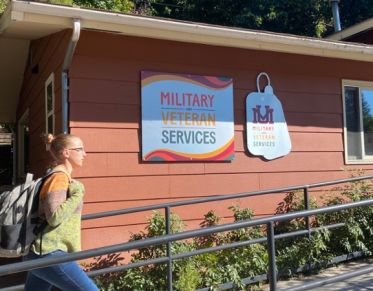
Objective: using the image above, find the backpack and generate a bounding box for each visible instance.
[0,171,57,257]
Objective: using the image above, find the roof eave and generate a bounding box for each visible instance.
[3,0,373,63]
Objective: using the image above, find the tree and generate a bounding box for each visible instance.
[0,0,8,15]
[362,95,373,133]
[73,0,134,12]
[0,0,134,14]
[1,0,372,36]
[339,0,373,30]
[138,0,372,37]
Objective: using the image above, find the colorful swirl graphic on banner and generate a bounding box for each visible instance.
[141,71,232,90]
[144,138,234,161]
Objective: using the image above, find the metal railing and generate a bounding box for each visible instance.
[1,175,373,291]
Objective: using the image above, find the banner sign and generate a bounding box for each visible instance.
[246,73,291,160]
[141,71,234,161]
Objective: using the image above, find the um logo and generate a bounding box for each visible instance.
[252,105,274,124]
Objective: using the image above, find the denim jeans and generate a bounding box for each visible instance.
[24,250,98,291]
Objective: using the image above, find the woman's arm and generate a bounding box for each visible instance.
[41,173,84,227]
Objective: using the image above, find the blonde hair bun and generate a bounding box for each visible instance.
[46,133,55,145]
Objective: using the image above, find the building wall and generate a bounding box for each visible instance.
[17,30,71,177]
[19,29,373,250]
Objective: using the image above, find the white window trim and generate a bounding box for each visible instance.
[45,73,55,135]
[17,109,29,178]
[343,79,373,164]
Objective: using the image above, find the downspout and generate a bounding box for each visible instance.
[62,19,81,134]
[330,0,342,32]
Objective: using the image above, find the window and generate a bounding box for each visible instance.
[45,73,55,135]
[343,80,373,163]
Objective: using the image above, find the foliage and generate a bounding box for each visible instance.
[83,253,125,290]
[120,211,194,290]
[274,190,319,247]
[87,207,267,290]
[73,0,134,12]
[86,177,373,290]
[133,0,373,38]
[193,206,267,290]
[0,0,134,13]
[318,170,373,256]
[338,0,373,31]
[275,171,373,277]
[2,0,370,37]
[274,191,331,276]
[0,0,8,15]
[276,229,331,277]
[362,96,373,134]
[194,210,222,248]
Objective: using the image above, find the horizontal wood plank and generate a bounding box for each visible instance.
[71,55,345,95]
[79,172,261,202]
[70,102,342,132]
[73,151,345,178]
[70,128,140,152]
[69,128,342,153]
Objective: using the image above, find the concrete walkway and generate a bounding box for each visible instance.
[263,258,373,290]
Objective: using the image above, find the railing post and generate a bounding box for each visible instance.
[267,221,277,291]
[303,187,311,238]
[165,206,173,291]
[303,187,312,273]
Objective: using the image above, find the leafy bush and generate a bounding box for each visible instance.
[86,176,373,290]
[193,206,267,290]
[122,211,194,291]
[83,253,125,290]
[88,207,267,290]
[274,191,331,276]
[275,171,373,276]
[319,172,373,256]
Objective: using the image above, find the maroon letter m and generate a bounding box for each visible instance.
[252,105,274,124]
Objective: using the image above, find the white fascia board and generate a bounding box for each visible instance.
[327,18,373,41]
[7,0,373,63]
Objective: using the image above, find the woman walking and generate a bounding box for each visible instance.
[24,133,98,291]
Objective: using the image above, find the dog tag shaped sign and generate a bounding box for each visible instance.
[246,73,291,160]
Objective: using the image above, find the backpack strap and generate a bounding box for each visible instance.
[25,173,34,185]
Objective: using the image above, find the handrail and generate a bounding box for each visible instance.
[1,175,373,291]
[282,264,373,291]
[1,198,372,276]
[82,175,373,220]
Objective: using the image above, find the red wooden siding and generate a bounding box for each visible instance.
[19,29,373,250]
[17,30,71,177]
[67,31,373,249]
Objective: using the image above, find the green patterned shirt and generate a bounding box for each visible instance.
[31,172,84,254]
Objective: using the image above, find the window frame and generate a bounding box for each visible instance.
[45,73,55,135]
[17,109,29,179]
[342,79,373,164]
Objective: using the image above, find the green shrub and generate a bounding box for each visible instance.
[319,172,373,256]
[274,191,331,275]
[87,176,373,290]
[193,206,267,290]
[83,253,125,290]
[121,211,194,291]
